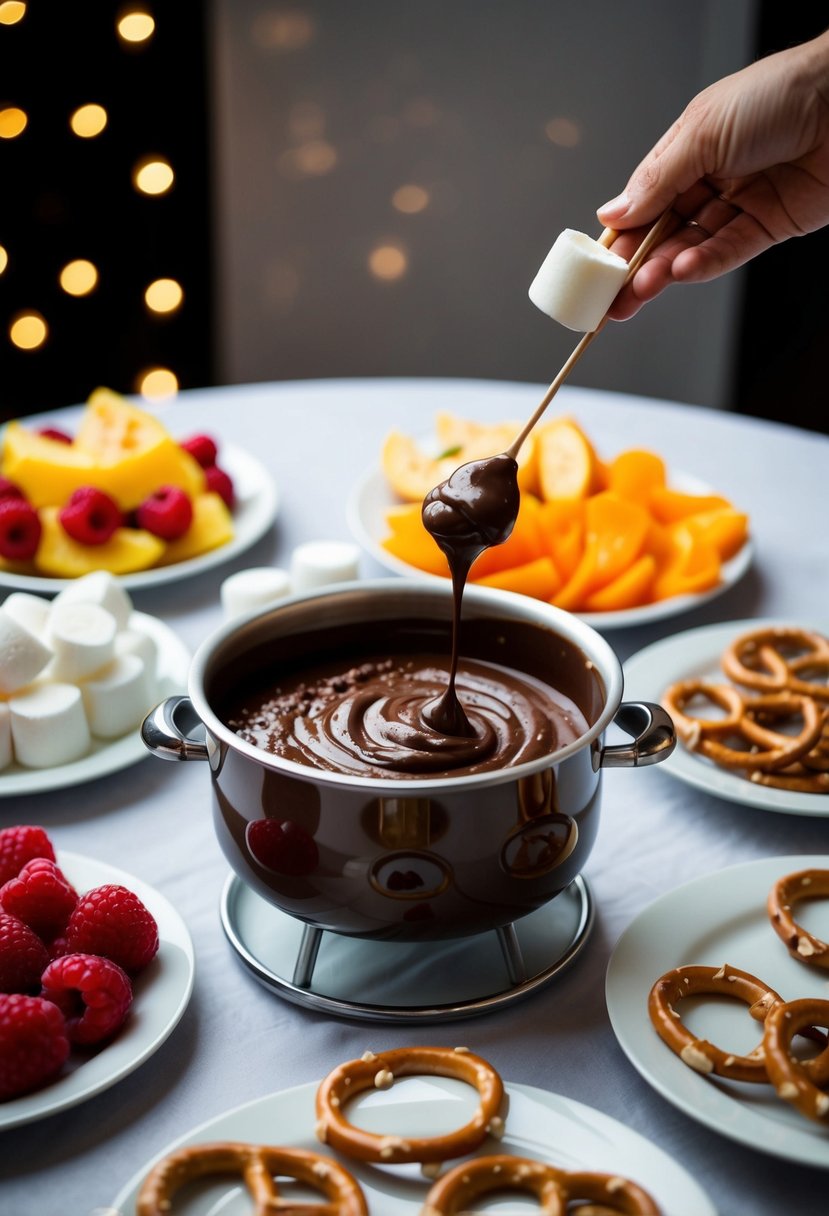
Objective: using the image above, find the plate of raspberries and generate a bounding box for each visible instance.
[0,824,194,1128]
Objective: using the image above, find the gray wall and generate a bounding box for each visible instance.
[210,0,757,408]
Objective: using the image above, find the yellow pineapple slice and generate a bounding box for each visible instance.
[33,508,165,578]
[1,423,97,509]
[154,492,234,566]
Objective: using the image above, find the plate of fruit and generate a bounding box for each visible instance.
[0,826,195,1129]
[0,388,279,591]
[348,411,753,631]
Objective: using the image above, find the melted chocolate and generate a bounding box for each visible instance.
[421,453,520,735]
[227,652,587,779]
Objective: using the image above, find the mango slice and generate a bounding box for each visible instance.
[535,416,603,501]
[154,493,234,566]
[34,508,165,578]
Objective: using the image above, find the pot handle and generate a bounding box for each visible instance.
[141,695,210,762]
[598,701,675,769]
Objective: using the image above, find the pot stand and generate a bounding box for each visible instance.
[220,874,593,1023]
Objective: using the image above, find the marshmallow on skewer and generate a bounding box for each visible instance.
[529,229,628,332]
[9,683,91,768]
[80,654,156,739]
[0,609,53,694]
[1,592,52,640]
[289,541,360,593]
[47,602,117,683]
[220,566,292,620]
[52,570,133,631]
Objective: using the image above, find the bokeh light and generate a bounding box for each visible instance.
[544,117,581,148]
[392,185,429,214]
[144,278,183,314]
[59,259,99,296]
[138,366,178,400]
[0,107,27,139]
[0,245,8,275]
[0,2,26,25]
[70,104,108,138]
[133,156,174,195]
[10,311,47,350]
[368,245,408,281]
[117,7,155,44]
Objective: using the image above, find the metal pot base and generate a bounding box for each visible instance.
[220,875,593,1023]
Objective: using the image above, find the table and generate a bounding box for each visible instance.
[2,377,828,1215]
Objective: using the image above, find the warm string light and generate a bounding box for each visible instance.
[3,4,186,399]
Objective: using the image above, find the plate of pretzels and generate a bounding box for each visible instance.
[623,619,829,815]
[112,1045,714,1215]
[606,855,829,1168]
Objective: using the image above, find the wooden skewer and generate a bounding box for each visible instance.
[506,208,674,460]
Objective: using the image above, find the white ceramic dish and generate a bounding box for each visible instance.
[623,618,829,816]
[0,850,195,1130]
[0,611,191,797]
[347,462,752,632]
[606,854,829,1169]
[113,1076,714,1215]
[0,443,279,593]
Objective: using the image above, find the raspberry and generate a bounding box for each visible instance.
[247,819,318,877]
[0,859,78,942]
[0,913,50,993]
[135,485,193,540]
[62,884,159,973]
[0,497,42,561]
[0,825,55,886]
[0,993,70,1099]
[37,427,73,444]
[0,476,24,501]
[204,463,235,510]
[40,953,132,1046]
[180,433,218,468]
[58,486,122,546]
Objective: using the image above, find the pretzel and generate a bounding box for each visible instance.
[660,680,746,747]
[762,998,829,1121]
[315,1046,504,1165]
[648,963,785,1082]
[420,1154,566,1215]
[721,626,829,697]
[421,1157,662,1216]
[748,767,829,793]
[768,869,829,969]
[135,1140,368,1215]
[692,692,823,772]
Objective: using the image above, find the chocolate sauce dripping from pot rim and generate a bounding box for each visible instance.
[421,452,520,737]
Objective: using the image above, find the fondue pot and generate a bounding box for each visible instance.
[142,580,674,944]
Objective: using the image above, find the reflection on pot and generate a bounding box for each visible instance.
[369,850,452,900]
[501,814,578,879]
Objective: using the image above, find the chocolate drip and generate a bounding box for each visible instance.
[421,453,520,736]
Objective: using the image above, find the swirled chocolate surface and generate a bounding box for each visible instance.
[226,652,587,779]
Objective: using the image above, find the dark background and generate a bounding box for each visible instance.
[0,2,825,433]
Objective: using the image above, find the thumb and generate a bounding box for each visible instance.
[597,118,710,227]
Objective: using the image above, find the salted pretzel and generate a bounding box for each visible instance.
[135,1140,368,1215]
[721,626,829,700]
[762,998,829,1122]
[660,680,746,747]
[768,869,829,969]
[421,1154,566,1215]
[648,963,784,1082]
[421,1157,662,1216]
[315,1046,504,1165]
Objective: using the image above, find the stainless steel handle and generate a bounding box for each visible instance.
[141,695,210,761]
[598,701,675,769]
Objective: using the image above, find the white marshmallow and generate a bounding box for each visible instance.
[289,541,360,593]
[0,609,53,694]
[115,627,159,679]
[10,682,91,768]
[1,592,52,639]
[221,566,292,620]
[47,602,117,682]
[80,654,156,739]
[529,228,629,332]
[52,570,133,631]
[0,703,11,770]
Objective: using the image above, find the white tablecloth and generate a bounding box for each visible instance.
[2,378,828,1215]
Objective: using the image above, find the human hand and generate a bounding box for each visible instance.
[597,29,829,319]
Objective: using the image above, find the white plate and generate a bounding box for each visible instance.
[0,850,195,1130]
[112,1077,714,1216]
[623,618,829,816]
[0,611,191,797]
[347,462,752,632]
[606,854,829,1169]
[0,443,279,593]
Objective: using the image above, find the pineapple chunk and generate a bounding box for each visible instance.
[34,508,166,578]
[154,493,234,566]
